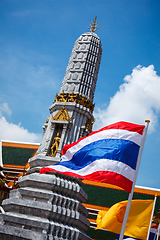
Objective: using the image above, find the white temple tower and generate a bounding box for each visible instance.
[0,18,102,240]
[29,22,102,173]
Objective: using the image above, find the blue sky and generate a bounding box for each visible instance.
[0,0,160,189]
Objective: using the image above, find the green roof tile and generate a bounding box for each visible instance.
[2,146,36,166]
[85,227,117,240]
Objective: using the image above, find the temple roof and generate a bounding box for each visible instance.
[0,140,39,188]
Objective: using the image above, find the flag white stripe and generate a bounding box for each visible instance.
[151,228,158,234]
[62,129,143,162]
[47,158,135,182]
[123,238,135,240]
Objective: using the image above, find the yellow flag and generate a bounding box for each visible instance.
[96,200,154,240]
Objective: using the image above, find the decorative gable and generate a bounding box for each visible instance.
[52,105,72,121]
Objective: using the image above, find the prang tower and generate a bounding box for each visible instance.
[29,17,102,172]
[0,18,102,240]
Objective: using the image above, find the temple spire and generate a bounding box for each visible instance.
[87,16,100,32]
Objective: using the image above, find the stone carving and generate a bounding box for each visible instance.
[0,172,91,240]
[60,30,102,100]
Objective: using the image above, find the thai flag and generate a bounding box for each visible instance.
[40,121,145,192]
[116,225,158,240]
[149,225,159,240]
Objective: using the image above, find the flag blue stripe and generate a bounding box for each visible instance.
[58,139,140,170]
[149,232,156,240]
[116,234,141,239]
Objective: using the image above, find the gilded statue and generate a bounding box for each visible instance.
[51,132,61,157]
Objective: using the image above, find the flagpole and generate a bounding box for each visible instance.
[146,195,157,240]
[119,119,150,240]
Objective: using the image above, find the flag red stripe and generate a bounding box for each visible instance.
[40,168,133,192]
[151,225,159,229]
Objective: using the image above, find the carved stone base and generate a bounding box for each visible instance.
[0,172,91,240]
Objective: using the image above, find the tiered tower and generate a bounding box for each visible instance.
[0,18,102,239]
[29,19,102,172]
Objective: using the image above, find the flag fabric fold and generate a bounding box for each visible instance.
[96,199,154,240]
[40,121,145,192]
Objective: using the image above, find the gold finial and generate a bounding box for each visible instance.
[145,119,150,123]
[87,16,100,33]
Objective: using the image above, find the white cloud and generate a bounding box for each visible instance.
[0,103,41,143]
[0,117,41,143]
[0,103,12,118]
[94,65,160,132]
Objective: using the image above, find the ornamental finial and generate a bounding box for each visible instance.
[87,16,100,33]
